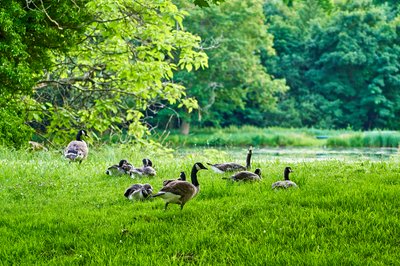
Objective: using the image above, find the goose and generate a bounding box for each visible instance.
[64,130,89,163]
[227,168,262,182]
[152,162,207,210]
[124,183,153,200]
[105,159,133,176]
[272,167,297,189]
[163,171,186,186]
[207,147,252,173]
[129,158,156,177]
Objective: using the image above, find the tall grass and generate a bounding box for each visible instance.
[156,126,331,147]
[326,131,400,148]
[154,126,400,148]
[1,146,399,264]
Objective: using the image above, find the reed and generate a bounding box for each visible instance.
[154,126,400,148]
[326,131,400,147]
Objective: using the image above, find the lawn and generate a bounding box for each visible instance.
[1,145,399,265]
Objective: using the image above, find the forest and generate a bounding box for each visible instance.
[1,0,399,147]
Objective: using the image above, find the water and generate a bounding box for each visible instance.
[255,147,399,162]
[178,146,400,162]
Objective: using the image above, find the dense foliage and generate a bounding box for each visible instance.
[32,0,208,143]
[1,0,400,148]
[152,0,400,132]
[166,0,288,131]
[0,0,89,145]
[261,0,400,130]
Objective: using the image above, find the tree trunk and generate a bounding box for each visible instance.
[180,121,190,135]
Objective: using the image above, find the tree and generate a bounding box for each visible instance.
[305,2,400,129]
[0,0,89,146]
[262,0,400,130]
[159,0,287,133]
[261,0,330,128]
[32,0,208,143]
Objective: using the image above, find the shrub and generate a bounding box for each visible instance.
[0,108,33,149]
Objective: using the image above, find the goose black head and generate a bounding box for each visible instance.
[119,159,129,167]
[284,167,293,180]
[76,130,89,141]
[142,158,153,167]
[178,171,186,181]
[254,168,262,177]
[194,162,208,171]
[284,167,293,174]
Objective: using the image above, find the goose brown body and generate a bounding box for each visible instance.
[152,163,207,210]
[207,147,252,173]
[229,168,261,181]
[64,130,89,163]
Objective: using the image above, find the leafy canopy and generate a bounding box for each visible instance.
[160,0,287,129]
[33,0,208,143]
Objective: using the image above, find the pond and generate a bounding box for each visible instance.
[255,147,399,162]
[177,146,400,162]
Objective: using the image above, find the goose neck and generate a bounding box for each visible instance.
[284,170,290,181]
[191,167,200,187]
[76,131,84,141]
[246,150,252,169]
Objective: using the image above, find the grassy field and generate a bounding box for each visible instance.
[1,145,400,265]
[153,126,400,148]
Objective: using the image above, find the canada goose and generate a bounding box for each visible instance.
[163,171,186,186]
[152,162,207,210]
[207,147,252,173]
[124,183,153,200]
[105,159,133,176]
[129,158,156,177]
[64,130,89,163]
[272,167,297,189]
[227,168,262,181]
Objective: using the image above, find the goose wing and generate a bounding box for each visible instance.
[106,164,123,175]
[142,166,156,176]
[65,140,88,159]
[208,162,246,173]
[161,181,195,194]
[272,180,297,189]
[124,184,144,198]
[231,171,260,181]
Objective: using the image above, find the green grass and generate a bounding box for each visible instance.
[153,126,400,148]
[1,146,400,265]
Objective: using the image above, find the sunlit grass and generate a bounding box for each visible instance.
[1,146,399,264]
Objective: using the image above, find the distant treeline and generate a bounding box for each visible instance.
[153,126,400,148]
[152,0,400,132]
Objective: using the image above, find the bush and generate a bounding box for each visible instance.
[0,108,33,149]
